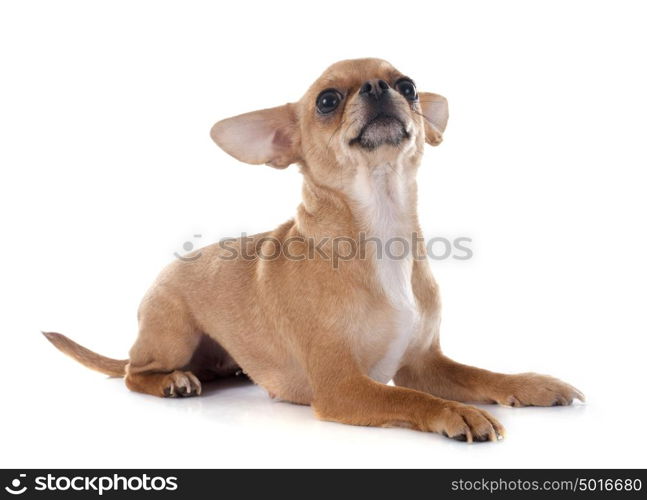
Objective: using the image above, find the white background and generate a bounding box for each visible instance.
[1,0,646,468]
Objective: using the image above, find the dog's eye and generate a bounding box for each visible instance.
[395,79,417,101]
[316,89,342,114]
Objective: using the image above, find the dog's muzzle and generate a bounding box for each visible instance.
[349,113,409,150]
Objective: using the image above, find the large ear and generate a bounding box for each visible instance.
[419,92,449,146]
[210,103,300,168]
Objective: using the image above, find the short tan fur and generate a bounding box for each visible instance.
[44,58,583,442]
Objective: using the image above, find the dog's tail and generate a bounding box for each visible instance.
[42,331,128,377]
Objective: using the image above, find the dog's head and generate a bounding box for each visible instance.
[210,58,448,188]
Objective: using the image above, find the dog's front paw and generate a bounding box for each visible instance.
[435,403,505,443]
[162,370,202,398]
[494,373,584,407]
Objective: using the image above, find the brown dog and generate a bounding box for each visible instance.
[44,58,583,442]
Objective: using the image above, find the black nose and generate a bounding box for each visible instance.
[359,79,390,100]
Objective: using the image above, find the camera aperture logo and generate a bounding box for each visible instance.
[5,474,27,495]
[4,473,178,496]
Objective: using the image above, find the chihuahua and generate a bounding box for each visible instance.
[45,58,583,442]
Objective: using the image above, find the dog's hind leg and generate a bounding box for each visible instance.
[124,291,204,398]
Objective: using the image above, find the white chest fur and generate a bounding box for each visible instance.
[349,163,420,383]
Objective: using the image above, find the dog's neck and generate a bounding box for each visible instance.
[296,159,420,241]
[347,161,419,238]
